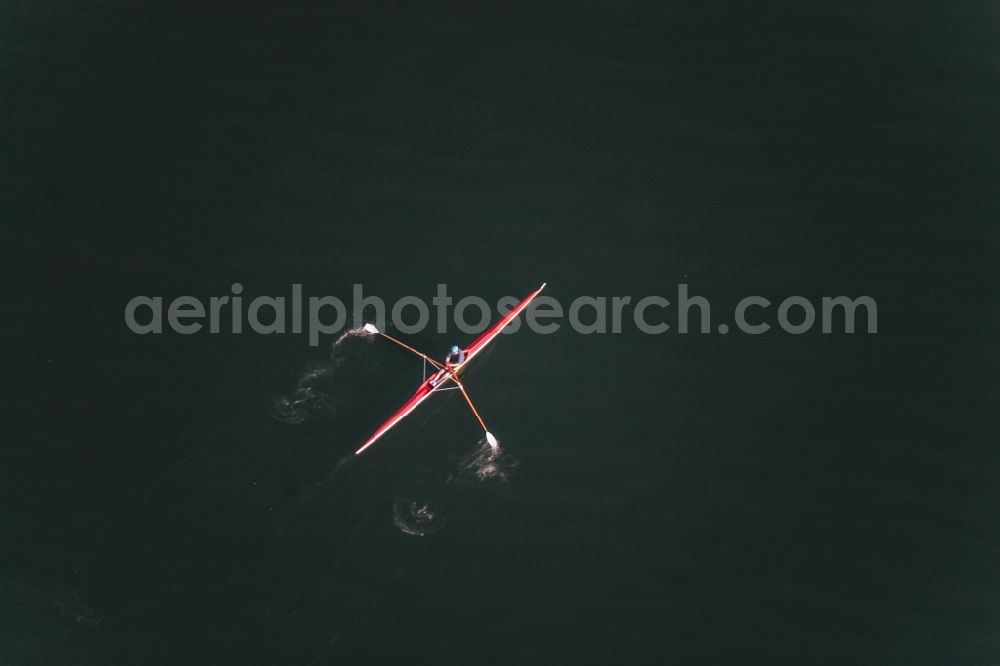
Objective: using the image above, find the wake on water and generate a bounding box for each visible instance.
[393,498,447,536]
[448,437,516,484]
[393,437,517,537]
[269,364,337,424]
[269,327,375,424]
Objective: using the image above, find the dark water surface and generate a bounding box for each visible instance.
[3,2,999,664]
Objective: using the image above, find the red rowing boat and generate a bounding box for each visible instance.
[355,283,546,455]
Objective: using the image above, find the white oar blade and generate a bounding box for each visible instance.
[363,323,379,334]
[486,432,498,449]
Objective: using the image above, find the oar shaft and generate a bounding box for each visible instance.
[378,331,445,370]
[449,372,490,434]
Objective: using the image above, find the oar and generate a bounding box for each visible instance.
[364,323,497,447]
[363,323,445,370]
[446,370,498,448]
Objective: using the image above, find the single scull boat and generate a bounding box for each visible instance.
[355,283,546,455]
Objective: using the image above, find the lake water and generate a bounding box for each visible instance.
[2,2,998,663]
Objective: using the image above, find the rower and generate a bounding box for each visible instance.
[445,345,466,368]
[428,346,466,388]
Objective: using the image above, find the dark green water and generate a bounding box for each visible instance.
[3,2,999,663]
